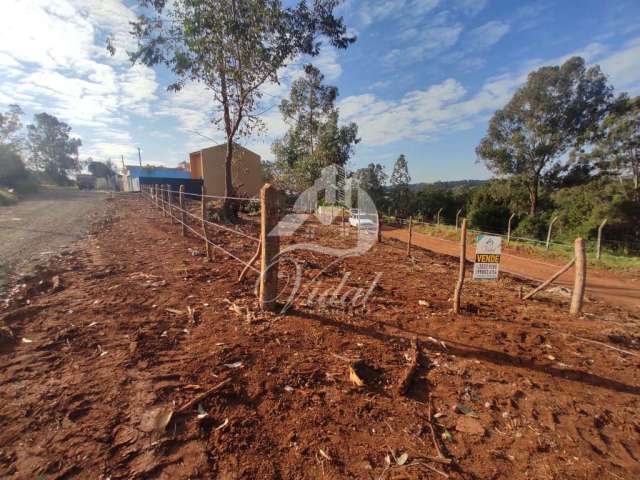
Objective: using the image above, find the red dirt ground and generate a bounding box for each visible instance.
[1,195,639,480]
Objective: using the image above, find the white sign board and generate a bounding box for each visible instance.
[473,235,502,280]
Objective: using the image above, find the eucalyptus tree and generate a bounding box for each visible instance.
[27,113,82,184]
[390,154,411,215]
[586,95,640,199]
[476,57,612,215]
[272,64,359,190]
[122,0,355,219]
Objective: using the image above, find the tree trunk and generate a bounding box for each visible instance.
[221,138,236,221]
[528,176,539,215]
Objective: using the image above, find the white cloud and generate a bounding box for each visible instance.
[357,0,439,26]
[454,0,488,16]
[599,37,640,94]
[467,21,511,50]
[0,0,158,161]
[384,25,463,65]
[339,35,640,148]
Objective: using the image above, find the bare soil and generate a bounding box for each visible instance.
[1,195,639,480]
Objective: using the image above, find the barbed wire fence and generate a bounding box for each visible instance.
[141,183,280,310]
[385,213,640,260]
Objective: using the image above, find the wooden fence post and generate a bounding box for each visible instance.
[167,185,174,224]
[453,219,467,314]
[154,184,158,208]
[260,183,279,311]
[201,187,212,260]
[546,215,558,250]
[407,216,413,256]
[342,207,346,237]
[596,218,607,260]
[377,212,382,243]
[507,212,516,245]
[455,208,463,231]
[179,185,185,237]
[436,208,443,225]
[570,237,586,315]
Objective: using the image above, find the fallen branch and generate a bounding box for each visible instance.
[237,238,261,283]
[397,337,419,395]
[523,257,575,300]
[565,334,638,357]
[427,393,450,463]
[176,377,232,413]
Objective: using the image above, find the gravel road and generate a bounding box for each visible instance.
[0,187,108,287]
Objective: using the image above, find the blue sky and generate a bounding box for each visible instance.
[1,1,640,183]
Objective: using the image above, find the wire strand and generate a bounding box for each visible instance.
[141,190,259,272]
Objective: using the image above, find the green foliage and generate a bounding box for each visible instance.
[576,95,640,198]
[88,160,116,179]
[476,56,613,214]
[353,163,387,209]
[390,154,411,215]
[272,65,359,190]
[412,186,462,223]
[0,104,24,147]
[27,113,81,185]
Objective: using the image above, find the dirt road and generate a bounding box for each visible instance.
[0,187,108,287]
[384,227,640,311]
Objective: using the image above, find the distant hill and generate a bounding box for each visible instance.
[409,179,487,191]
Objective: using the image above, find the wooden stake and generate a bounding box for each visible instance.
[436,207,443,225]
[341,206,346,237]
[453,219,467,314]
[455,208,462,231]
[545,215,558,250]
[407,216,413,256]
[167,185,174,224]
[570,237,586,315]
[523,257,575,300]
[596,218,607,260]
[259,183,279,311]
[507,212,516,245]
[201,187,212,260]
[377,212,382,243]
[179,185,185,237]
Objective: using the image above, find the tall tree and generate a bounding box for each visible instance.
[0,104,24,148]
[583,95,640,199]
[353,163,387,209]
[27,113,82,184]
[272,64,359,190]
[390,154,412,215]
[123,0,355,219]
[476,56,612,214]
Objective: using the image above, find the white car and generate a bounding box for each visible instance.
[348,209,377,230]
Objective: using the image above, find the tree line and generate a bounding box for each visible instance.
[352,57,639,255]
[0,107,117,192]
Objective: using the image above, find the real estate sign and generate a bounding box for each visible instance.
[473,235,502,280]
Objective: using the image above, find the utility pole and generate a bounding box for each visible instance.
[137,147,142,167]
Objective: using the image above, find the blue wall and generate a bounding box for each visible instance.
[127,166,191,179]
